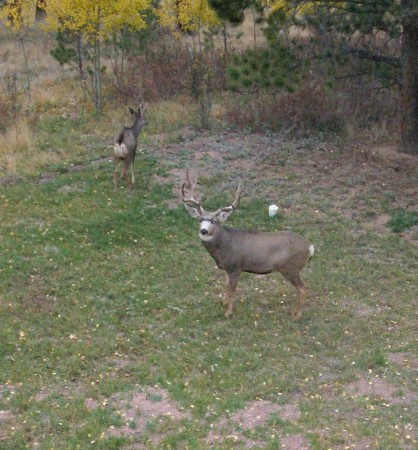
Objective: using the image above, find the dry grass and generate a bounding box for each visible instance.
[146,98,200,133]
[0,117,33,175]
[0,24,59,82]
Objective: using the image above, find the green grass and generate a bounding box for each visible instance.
[0,145,417,449]
[387,208,418,233]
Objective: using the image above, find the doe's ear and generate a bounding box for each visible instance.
[129,107,136,115]
[217,208,234,222]
[184,204,201,219]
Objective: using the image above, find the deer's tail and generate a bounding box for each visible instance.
[116,132,124,145]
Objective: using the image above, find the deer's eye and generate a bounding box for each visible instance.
[211,220,217,225]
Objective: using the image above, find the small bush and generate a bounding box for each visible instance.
[388,209,418,233]
[107,36,225,104]
[223,83,345,136]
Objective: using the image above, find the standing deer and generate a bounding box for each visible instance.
[182,172,314,318]
[113,106,146,192]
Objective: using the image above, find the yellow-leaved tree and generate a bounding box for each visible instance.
[0,0,40,29]
[157,1,221,128]
[43,0,152,110]
[158,0,219,34]
[0,0,46,101]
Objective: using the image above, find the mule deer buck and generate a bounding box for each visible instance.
[113,106,146,192]
[182,172,314,318]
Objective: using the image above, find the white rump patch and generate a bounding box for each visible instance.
[114,142,128,158]
[309,244,315,257]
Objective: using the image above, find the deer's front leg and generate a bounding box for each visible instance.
[224,271,240,318]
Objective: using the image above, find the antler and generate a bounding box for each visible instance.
[215,180,245,214]
[232,181,244,209]
[182,170,203,213]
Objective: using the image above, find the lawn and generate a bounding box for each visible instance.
[0,130,417,449]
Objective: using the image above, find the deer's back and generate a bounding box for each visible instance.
[120,129,138,149]
[206,228,312,274]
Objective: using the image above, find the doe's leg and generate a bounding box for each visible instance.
[122,161,129,185]
[113,158,120,192]
[130,160,135,189]
[224,271,241,318]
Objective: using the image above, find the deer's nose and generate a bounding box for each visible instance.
[200,229,208,235]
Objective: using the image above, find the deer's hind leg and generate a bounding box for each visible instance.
[113,157,120,192]
[224,271,241,318]
[123,156,135,190]
[130,159,135,189]
[281,271,307,319]
[122,160,129,184]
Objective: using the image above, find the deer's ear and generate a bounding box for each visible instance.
[184,204,201,218]
[217,208,233,222]
[129,107,136,115]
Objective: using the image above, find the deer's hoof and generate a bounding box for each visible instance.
[292,310,302,320]
[224,310,233,318]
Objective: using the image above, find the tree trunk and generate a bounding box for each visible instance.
[19,33,31,103]
[93,6,102,112]
[399,3,418,154]
[94,36,102,111]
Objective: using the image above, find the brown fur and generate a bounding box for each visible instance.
[182,173,314,318]
[113,106,146,192]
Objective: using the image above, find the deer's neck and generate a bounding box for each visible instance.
[131,118,143,139]
[201,227,232,269]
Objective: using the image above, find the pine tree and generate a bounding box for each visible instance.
[210,0,418,154]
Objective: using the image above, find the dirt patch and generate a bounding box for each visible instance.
[345,377,416,405]
[402,225,418,246]
[0,410,16,440]
[33,381,88,404]
[388,352,418,370]
[0,410,15,422]
[0,384,17,400]
[37,171,58,184]
[85,398,100,410]
[207,400,301,448]
[106,386,190,441]
[370,145,418,172]
[230,400,284,430]
[33,390,49,402]
[0,176,21,185]
[332,437,374,450]
[206,424,263,449]
[280,434,310,449]
[338,298,390,318]
[362,214,390,234]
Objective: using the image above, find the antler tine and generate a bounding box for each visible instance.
[231,180,244,210]
[215,180,244,214]
[182,169,202,209]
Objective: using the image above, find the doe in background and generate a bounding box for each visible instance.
[113,105,146,192]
